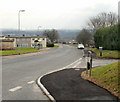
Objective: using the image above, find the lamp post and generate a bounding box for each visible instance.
[18,10,25,54]
[18,10,25,32]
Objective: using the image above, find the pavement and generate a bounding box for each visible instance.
[39,68,119,101]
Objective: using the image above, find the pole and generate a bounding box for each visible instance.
[18,11,20,54]
[87,51,92,77]
[18,10,25,55]
[18,11,20,32]
[89,52,92,76]
[86,52,90,75]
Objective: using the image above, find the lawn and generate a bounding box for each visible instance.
[0,45,59,56]
[88,48,120,59]
[0,47,40,56]
[81,61,120,99]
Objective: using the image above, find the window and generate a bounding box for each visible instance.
[22,44,29,47]
[16,38,20,41]
[21,38,25,41]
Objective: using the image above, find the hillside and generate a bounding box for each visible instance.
[1,29,80,40]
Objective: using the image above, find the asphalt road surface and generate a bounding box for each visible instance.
[2,44,119,100]
[2,44,84,100]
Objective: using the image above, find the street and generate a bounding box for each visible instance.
[2,44,118,100]
[2,44,83,100]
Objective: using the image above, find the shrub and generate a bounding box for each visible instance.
[94,25,119,50]
[47,43,54,47]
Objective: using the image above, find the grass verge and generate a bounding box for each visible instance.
[81,61,120,99]
[0,45,59,56]
[0,47,41,56]
[87,47,120,59]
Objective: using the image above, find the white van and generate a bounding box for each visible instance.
[77,44,84,49]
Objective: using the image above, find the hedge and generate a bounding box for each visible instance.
[94,25,120,50]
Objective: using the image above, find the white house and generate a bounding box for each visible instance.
[5,35,47,48]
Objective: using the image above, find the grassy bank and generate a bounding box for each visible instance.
[88,48,120,59]
[81,61,120,99]
[53,44,59,48]
[0,45,59,56]
[0,47,41,56]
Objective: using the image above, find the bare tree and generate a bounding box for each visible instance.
[76,29,93,46]
[43,29,59,43]
[107,12,118,26]
[88,12,118,30]
[98,12,108,27]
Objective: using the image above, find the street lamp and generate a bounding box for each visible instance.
[18,10,25,54]
[18,10,25,32]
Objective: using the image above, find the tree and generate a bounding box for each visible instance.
[88,12,118,30]
[43,29,59,43]
[107,12,118,26]
[94,24,119,50]
[76,29,93,46]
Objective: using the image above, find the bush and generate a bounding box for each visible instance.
[47,43,54,47]
[94,25,119,50]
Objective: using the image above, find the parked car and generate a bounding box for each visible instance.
[77,44,84,49]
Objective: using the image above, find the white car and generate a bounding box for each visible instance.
[77,44,84,49]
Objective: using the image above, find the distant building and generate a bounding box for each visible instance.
[0,36,6,39]
[31,36,47,48]
[0,35,47,49]
[0,39,14,50]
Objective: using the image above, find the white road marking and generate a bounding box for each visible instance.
[8,58,82,89]
[73,61,81,68]
[66,58,82,68]
[75,68,80,70]
[27,80,35,84]
[9,86,22,92]
[45,58,82,75]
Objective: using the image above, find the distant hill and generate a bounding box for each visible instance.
[1,29,81,40]
[58,29,80,40]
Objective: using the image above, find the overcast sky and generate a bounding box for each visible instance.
[0,0,119,30]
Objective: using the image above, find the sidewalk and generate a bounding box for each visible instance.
[40,68,118,101]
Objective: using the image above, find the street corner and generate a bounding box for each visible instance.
[37,75,56,101]
[37,68,118,101]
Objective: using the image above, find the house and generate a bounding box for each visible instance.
[5,35,47,48]
[31,36,47,48]
[0,36,6,39]
[0,39,14,50]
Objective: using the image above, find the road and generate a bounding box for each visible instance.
[2,44,83,100]
[2,44,119,100]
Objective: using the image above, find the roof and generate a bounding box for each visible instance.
[0,36,5,37]
[0,39,14,42]
[5,36,47,38]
